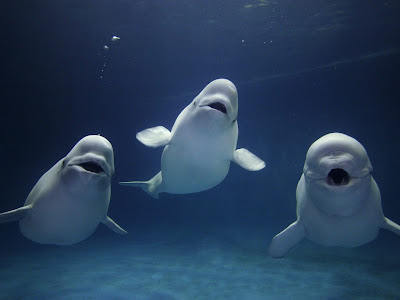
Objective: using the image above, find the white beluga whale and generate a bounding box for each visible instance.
[269,132,400,258]
[0,135,127,245]
[120,79,265,198]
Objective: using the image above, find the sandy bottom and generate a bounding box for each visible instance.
[0,227,399,300]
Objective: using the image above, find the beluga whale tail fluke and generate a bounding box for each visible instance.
[269,132,400,258]
[0,135,127,245]
[120,78,265,197]
[120,172,162,199]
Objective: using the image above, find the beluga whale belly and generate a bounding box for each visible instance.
[269,132,400,258]
[120,78,265,198]
[0,135,127,245]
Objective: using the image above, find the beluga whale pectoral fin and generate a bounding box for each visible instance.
[136,126,171,148]
[102,216,127,234]
[233,148,266,171]
[0,204,32,224]
[269,221,306,258]
[381,217,400,236]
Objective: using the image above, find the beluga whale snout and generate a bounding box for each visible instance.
[0,135,127,245]
[120,78,265,198]
[269,132,400,258]
[196,79,237,120]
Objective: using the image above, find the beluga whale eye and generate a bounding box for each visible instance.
[208,102,227,114]
[327,168,350,186]
[79,162,105,174]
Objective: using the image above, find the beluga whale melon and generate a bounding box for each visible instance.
[120,78,265,198]
[0,135,127,245]
[269,132,400,258]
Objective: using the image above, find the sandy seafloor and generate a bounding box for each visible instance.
[1,226,399,300]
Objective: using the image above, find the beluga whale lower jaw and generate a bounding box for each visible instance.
[269,132,400,258]
[0,135,127,245]
[120,78,266,198]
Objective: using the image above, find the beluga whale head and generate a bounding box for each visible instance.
[61,135,115,192]
[303,132,373,216]
[190,78,238,129]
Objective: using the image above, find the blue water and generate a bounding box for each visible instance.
[1,1,400,299]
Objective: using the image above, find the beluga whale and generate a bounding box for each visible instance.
[120,78,265,198]
[0,135,127,245]
[269,132,400,258]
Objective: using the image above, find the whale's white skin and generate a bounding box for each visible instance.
[0,135,127,245]
[269,132,400,258]
[120,79,265,198]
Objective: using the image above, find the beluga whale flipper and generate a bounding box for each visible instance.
[120,79,265,198]
[269,132,400,258]
[0,135,127,245]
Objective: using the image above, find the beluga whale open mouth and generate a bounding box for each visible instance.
[78,161,105,174]
[207,102,227,114]
[327,168,350,186]
[67,152,111,177]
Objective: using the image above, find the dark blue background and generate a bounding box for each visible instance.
[1,0,399,245]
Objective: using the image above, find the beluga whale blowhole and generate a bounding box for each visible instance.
[269,132,400,258]
[0,135,127,245]
[120,78,265,198]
